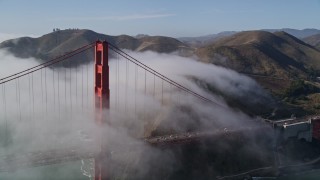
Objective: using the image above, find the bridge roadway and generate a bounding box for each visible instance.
[1,115,319,173]
[0,126,268,172]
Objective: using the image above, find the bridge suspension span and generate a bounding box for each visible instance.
[0,40,219,179]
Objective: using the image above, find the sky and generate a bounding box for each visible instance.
[0,0,319,37]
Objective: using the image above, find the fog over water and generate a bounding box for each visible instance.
[0,48,272,179]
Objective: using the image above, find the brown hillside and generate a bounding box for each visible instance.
[0,29,192,65]
[196,31,320,80]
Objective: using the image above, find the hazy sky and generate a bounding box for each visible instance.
[0,0,319,37]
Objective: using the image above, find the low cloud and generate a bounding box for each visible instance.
[0,33,19,43]
[0,33,38,43]
[0,49,273,179]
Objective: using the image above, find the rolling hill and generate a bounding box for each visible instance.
[193,30,320,116]
[0,29,192,65]
[196,31,320,79]
[179,29,320,48]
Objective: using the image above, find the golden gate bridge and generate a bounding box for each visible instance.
[0,40,232,179]
[1,40,319,179]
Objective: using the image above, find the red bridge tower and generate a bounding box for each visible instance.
[94,41,110,180]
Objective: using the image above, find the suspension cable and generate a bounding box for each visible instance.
[0,40,219,109]
[0,44,94,85]
[108,44,220,105]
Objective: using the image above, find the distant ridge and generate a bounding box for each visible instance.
[263,28,320,39]
[178,31,237,47]
[0,29,192,65]
[178,28,320,47]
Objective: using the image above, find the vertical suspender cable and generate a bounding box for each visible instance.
[125,58,128,113]
[65,64,67,116]
[1,84,2,120]
[53,68,56,115]
[15,79,19,121]
[2,84,7,145]
[178,89,180,106]
[117,52,119,110]
[70,60,73,121]
[87,62,89,109]
[161,80,164,105]
[115,52,118,109]
[31,73,34,120]
[82,64,84,110]
[145,70,147,95]
[28,74,31,120]
[18,78,22,121]
[75,63,78,108]
[41,69,44,118]
[153,74,156,98]
[170,84,172,105]
[114,55,117,109]
[135,65,137,118]
[92,52,95,114]
[58,68,60,121]
[45,68,48,114]
[144,70,147,120]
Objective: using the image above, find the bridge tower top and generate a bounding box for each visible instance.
[95,41,110,121]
